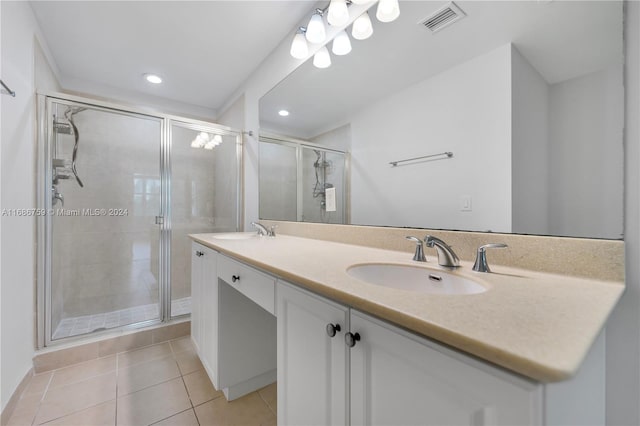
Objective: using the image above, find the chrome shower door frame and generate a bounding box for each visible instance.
[36,92,244,348]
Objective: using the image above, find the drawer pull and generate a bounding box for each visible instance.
[326,323,341,337]
[232,275,240,283]
[345,332,361,348]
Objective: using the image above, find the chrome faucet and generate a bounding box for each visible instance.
[424,235,460,268]
[472,243,508,273]
[251,222,277,237]
[405,236,426,262]
[251,222,268,236]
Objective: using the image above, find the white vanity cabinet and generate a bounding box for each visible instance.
[276,280,605,426]
[191,243,277,400]
[276,281,350,426]
[349,310,539,426]
[190,242,219,384]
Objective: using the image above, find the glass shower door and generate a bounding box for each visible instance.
[169,122,241,318]
[48,100,163,341]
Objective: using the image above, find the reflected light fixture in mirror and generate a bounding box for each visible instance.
[328,0,350,27]
[278,110,290,117]
[306,10,326,44]
[377,0,400,22]
[313,46,332,68]
[290,28,309,59]
[332,30,353,55]
[352,11,374,40]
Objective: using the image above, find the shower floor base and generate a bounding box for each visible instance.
[52,297,191,340]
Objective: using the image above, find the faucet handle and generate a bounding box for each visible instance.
[405,236,426,262]
[473,243,508,273]
[268,225,278,237]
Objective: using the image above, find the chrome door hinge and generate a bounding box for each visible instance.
[155,216,164,225]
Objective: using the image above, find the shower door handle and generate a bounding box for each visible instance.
[155,216,164,225]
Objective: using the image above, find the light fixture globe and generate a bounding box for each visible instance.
[306,13,326,44]
[376,0,400,23]
[313,46,332,68]
[290,32,309,59]
[352,11,374,40]
[327,0,349,27]
[350,0,371,4]
[332,30,352,56]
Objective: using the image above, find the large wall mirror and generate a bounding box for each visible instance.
[259,0,624,240]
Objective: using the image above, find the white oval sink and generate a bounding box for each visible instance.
[211,232,259,240]
[347,263,487,295]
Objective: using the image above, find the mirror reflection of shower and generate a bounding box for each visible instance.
[52,106,86,206]
[312,149,334,220]
[258,136,348,225]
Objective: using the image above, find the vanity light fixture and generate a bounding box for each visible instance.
[332,30,352,55]
[328,0,350,27]
[278,110,290,117]
[144,73,162,84]
[313,46,332,68]
[290,28,309,59]
[305,10,327,44]
[290,1,401,64]
[352,11,373,40]
[376,0,400,22]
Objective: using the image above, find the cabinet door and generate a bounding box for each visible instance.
[349,310,541,426]
[277,281,349,426]
[199,245,218,387]
[190,242,203,352]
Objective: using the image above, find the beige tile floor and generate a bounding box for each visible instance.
[7,337,277,426]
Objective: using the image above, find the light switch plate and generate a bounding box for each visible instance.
[460,195,472,211]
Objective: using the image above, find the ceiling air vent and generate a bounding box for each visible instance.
[419,2,466,34]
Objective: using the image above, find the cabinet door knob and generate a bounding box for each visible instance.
[326,323,341,337]
[232,275,240,283]
[345,332,361,348]
[196,251,204,257]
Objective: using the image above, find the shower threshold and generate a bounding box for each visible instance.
[52,297,191,340]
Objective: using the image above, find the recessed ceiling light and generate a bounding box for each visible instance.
[144,74,162,84]
[278,110,290,117]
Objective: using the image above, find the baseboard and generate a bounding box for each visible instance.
[1,368,33,426]
[222,369,277,401]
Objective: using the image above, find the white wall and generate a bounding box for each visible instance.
[311,123,352,152]
[348,44,512,231]
[548,65,624,239]
[0,1,60,410]
[511,46,550,235]
[606,2,640,424]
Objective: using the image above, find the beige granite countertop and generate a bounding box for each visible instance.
[190,233,624,383]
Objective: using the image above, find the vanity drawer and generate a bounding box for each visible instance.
[218,254,275,315]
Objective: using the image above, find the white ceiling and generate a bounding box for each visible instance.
[30,1,316,114]
[259,1,623,139]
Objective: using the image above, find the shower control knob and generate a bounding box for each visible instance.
[326,323,341,337]
[345,332,361,348]
[232,275,240,283]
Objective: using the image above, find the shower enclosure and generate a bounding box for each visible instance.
[259,135,348,224]
[37,94,242,347]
